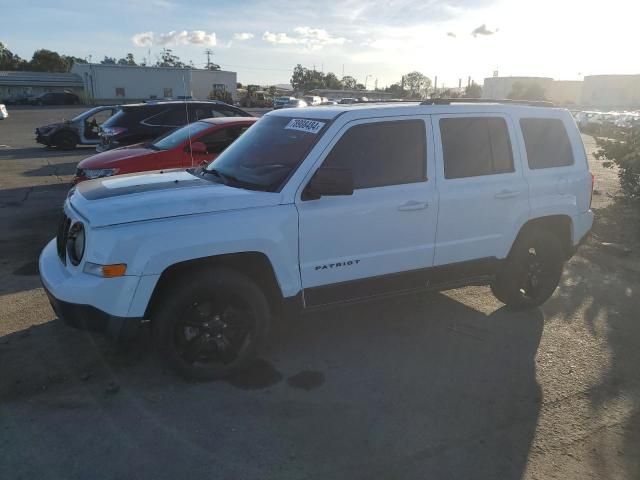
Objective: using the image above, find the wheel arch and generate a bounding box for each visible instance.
[144,251,285,319]
[510,215,573,259]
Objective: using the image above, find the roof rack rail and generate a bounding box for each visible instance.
[420,98,555,107]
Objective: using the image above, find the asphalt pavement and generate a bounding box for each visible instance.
[0,106,638,480]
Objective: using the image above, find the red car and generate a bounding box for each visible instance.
[73,117,257,183]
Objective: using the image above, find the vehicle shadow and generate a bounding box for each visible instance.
[0,183,69,295]
[544,227,640,479]
[23,161,78,177]
[0,291,543,480]
[0,146,93,161]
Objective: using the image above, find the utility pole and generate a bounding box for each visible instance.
[205,49,213,69]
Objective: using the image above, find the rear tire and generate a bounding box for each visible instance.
[152,267,270,381]
[53,131,77,150]
[491,230,564,310]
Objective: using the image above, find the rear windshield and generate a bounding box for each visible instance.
[204,116,329,192]
[152,121,212,150]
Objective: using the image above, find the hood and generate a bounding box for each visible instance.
[38,121,69,131]
[78,146,158,169]
[69,169,282,227]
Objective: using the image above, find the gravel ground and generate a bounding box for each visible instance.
[0,107,638,480]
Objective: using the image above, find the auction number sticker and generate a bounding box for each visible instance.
[285,118,326,134]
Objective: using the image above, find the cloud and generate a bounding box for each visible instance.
[447,32,457,38]
[132,30,217,47]
[263,26,346,50]
[471,24,498,37]
[233,32,254,41]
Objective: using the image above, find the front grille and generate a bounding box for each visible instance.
[56,212,71,264]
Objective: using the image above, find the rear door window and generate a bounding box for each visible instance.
[440,117,514,179]
[520,118,574,169]
[144,107,188,127]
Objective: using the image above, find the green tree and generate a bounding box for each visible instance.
[355,83,365,90]
[341,75,357,89]
[384,82,405,97]
[404,71,431,99]
[507,81,546,101]
[464,82,482,98]
[29,49,69,72]
[290,64,306,91]
[594,127,640,199]
[324,72,342,89]
[101,56,117,65]
[156,49,185,68]
[0,42,28,70]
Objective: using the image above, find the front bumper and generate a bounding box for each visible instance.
[35,132,53,146]
[43,285,141,340]
[39,239,143,340]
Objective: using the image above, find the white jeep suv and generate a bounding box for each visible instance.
[40,101,594,379]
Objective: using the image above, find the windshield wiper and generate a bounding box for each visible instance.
[202,168,269,191]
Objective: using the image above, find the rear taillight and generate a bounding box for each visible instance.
[590,172,595,208]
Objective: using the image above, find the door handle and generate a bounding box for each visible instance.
[397,200,429,211]
[494,190,521,199]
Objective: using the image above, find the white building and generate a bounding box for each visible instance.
[71,64,237,104]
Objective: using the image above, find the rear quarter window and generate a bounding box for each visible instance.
[520,118,574,169]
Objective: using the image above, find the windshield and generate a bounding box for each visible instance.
[204,115,328,192]
[152,121,212,150]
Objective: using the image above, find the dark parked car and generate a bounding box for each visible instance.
[29,92,81,106]
[97,100,253,151]
[35,105,119,149]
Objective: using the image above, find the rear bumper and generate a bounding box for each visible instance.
[573,210,594,245]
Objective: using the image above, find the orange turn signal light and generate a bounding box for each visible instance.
[101,264,127,278]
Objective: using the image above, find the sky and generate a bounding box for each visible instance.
[1,0,638,88]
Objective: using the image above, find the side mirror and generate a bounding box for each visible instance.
[189,141,207,155]
[303,167,354,200]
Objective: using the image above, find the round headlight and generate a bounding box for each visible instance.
[67,222,85,266]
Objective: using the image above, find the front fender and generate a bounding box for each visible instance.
[89,205,301,300]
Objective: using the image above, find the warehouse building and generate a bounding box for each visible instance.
[0,71,83,98]
[71,63,237,104]
[581,75,640,108]
[482,76,554,100]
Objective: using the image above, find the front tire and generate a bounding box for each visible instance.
[491,230,564,310]
[53,131,78,150]
[152,267,270,381]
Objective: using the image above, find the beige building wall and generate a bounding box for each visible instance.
[547,81,583,105]
[582,75,640,107]
[482,76,553,99]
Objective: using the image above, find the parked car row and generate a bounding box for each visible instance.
[3,91,81,106]
[573,109,640,132]
[74,117,257,183]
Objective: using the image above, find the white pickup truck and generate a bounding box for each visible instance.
[40,101,594,379]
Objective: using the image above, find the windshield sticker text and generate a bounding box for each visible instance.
[285,119,326,134]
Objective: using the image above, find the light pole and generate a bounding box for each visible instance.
[364,74,372,90]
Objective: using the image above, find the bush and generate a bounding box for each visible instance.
[594,127,640,199]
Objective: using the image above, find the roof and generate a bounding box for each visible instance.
[72,63,235,75]
[0,71,83,87]
[121,100,228,108]
[199,117,258,125]
[267,101,567,121]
